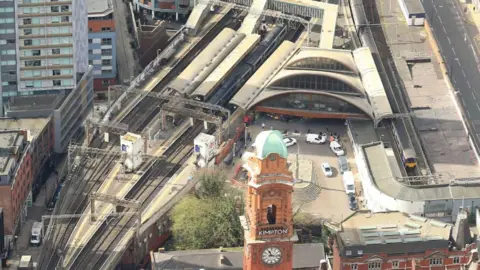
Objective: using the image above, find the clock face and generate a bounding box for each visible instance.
[262,247,282,265]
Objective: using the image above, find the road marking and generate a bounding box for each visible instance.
[452,48,456,55]
[447,36,451,44]
[472,92,476,100]
[462,69,467,78]
[462,98,466,106]
[477,103,480,112]
[467,110,471,118]
[467,81,472,88]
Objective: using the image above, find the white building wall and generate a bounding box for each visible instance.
[72,0,88,74]
[346,122,425,215]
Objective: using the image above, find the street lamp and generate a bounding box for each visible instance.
[296,143,300,180]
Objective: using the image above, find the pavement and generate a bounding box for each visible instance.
[375,0,480,178]
[420,0,480,167]
[243,117,358,223]
[113,0,141,84]
[8,172,60,269]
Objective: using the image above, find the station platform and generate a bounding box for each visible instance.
[114,9,231,122]
[61,121,193,268]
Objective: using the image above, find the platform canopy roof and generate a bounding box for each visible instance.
[230,43,393,125]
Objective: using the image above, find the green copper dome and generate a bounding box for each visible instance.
[255,130,288,159]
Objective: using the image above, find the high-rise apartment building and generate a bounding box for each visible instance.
[87,0,117,94]
[0,0,88,114]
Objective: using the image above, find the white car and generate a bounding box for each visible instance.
[306,133,327,144]
[283,137,297,147]
[321,162,333,177]
[330,141,345,156]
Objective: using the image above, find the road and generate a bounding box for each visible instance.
[422,0,480,148]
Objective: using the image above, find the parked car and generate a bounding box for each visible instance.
[337,156,349,174]
[283,137,297,147]
[306,133,327,144]
[330,141,345,156]
[348,194,358,210]
[321,162,333,177]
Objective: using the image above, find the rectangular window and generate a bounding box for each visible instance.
[53,80,61,86]
[32,49,41,56]
[102,80,110,86]
[23,18,31,25]
[88,60,93,65]
[60,5,69,12]
[101,27,111,31]
[24,40,32,46]
[1,50,15,55]
[102,59,111,65]
[24,29,32,35]
[51,48,60,54]
[88,39,92,44]
[25,60,41,66]
[0,29,14,34]
[88,49,92,54]
[429,259,443,266]
[51,16,60,23]
[392,261,399,268]
[368,262,382,270]
[101,49,112,55]
[351,264,358,270]
[51,6,59,12]
[52,69,60,76]
[101,38,112,45]
[61,16,69,23]
[453,257,460,264]
[1,60,15,66]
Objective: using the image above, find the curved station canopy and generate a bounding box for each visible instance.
[230,42,393,125]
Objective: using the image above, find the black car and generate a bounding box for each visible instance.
[348,194,358,211]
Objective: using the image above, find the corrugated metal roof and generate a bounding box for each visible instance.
[169,28,245,95]
[353,47,393,121]
[230,41,297,109]
[192,34,260,98]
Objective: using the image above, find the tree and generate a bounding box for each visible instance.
[170,170,244,250]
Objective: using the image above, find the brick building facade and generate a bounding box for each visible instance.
[0,118,53,241]
[332,211,479,270]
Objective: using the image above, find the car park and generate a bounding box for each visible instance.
[283,137,297,147]
[321,162,333,177]
[306,133,327,144]
[337,156,349,174]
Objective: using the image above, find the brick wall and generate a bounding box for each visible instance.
[0,187,12,235]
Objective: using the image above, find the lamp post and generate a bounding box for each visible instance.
[296,143,300,180]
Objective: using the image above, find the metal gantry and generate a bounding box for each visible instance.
[89,192,142,222]
[199,0,312,43]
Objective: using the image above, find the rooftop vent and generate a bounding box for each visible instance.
[409,215,427,223]
[430,220,447,228]
[405,222,422,229]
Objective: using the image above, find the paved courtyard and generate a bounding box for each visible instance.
[245,117,360,223]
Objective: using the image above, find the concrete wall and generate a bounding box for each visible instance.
[53,67,94,153]
[346,121,425,215]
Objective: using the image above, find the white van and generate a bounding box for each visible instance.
[30,222,42,246]
[306,133,327,144]
[330,141,345,156]
[343,171,355,195]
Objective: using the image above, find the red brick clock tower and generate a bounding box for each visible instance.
[241,130,298,270]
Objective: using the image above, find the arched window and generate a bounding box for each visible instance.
[288,57,355,73]
[267,204,276,224]
[271,75,360,95]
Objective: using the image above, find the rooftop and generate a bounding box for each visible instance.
[0,131,24,181]
[87,0,114,17]
[6,94,65,112]
[151,244,326,269]
[254,130,288,159]
[337,211,452,256]
[0,118,51,140]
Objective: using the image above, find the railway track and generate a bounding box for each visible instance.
[67,122,205,269]
[119,11,243,132]
[38,143,120,269]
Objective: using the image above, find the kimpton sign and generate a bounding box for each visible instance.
[258,227,288,236]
